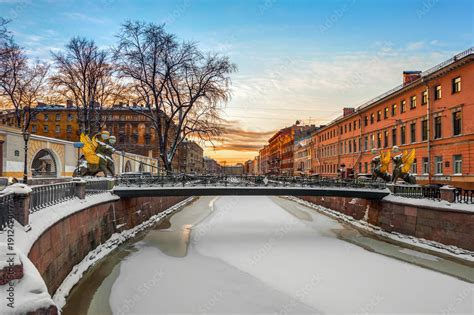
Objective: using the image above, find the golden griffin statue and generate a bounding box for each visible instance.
[371,147,416,184]
[73,131,116,177]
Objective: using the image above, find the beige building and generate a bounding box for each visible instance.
[178,140,204,174]
[204,157,222,174]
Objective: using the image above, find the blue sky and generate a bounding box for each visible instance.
[1,0,473,162]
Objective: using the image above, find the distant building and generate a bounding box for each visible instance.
[203,156,222,174]
[223,164,244,175]
[177,140,204,174]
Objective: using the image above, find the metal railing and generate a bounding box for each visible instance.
[29,182,76,213]
[85,178,114,194]
[0,192,14,231]
[117,174,387,190]
[393,185,441,200]
[454,188,474,204]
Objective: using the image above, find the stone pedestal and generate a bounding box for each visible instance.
[440,185,456,203]
[73,179,86,200]
[5,184,32,227]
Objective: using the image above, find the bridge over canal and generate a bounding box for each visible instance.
[113,175,390,200]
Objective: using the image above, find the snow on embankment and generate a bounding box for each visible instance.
[191,196,473,314]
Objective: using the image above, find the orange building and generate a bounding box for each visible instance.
[312,47,474,188]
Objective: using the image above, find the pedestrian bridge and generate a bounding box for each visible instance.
[113,175,390,200]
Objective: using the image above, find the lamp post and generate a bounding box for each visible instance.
[22,131,30,184]
[73,142,84,177]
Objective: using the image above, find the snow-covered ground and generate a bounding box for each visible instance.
[106,196,472,314]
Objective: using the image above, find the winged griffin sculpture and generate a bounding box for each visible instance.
[73,131,116,177]
[371,147,416,184]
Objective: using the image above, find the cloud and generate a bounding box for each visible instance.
[406,41,425,50]
[62,12,107,25]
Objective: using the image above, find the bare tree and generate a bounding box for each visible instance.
[0,38,49,130]
[114,21,235,172]
[50,37,116,135]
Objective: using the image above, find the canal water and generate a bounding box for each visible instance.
[62,196,473,314]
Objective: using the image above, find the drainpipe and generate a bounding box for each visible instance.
[425,80,432,185]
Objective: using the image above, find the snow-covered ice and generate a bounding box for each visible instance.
[105,196,472,314]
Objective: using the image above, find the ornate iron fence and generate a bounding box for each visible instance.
[117,174,387,190]
[85,178,115,194]
[393,185,441,200]
[29,182,76,213]
[0,192,14,231]
[454,188,474,204]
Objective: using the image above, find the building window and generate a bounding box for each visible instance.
[452,77,461,93]
[391,104,397,116]
[384,107,389,119]
[434,85,441,100]
[364,136,368,151]
[55,114,61,121]
[400,125,406,145]
[411,159,417,174]
[44,113,49,121]
[370,134,375,149]
[31,124,37,133]
[410,96,416,109]
[383,130,389,148]
[401,100,406,113]
[370,113,374,124]
[67,113,73,121]
[422,157,429,174]
[377,111,381,122]
[364,116,368,126]
[392,128,397,146]
[364,162,368,173]
[453,155,462,174]
[66,125,72,133]
[421,90,428,105]
[435,156,443,174]
[453,111,461,136]
[55,125,60,133]
[421,119,428,141]
[377,132,381,148]
[410,123,416,143]
[434,116,442,139]
[43,125,49,133]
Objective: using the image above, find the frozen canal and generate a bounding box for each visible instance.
[63,196,473,314]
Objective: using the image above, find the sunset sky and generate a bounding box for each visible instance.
[1,0,473,164]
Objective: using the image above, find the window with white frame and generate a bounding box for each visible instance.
[435,156,443,174]
[453,155,462,175]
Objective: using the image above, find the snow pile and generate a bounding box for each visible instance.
[190,196,472,314]
[53,196,195,309]
[288,196,474,262]
[384,194,474,213]
[0,246,55,314]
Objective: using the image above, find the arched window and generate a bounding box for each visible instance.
[124,160,132,173]
[31,149,58,178]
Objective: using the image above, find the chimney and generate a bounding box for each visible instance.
[403,71,422,85]
[66,99,74,108]
[343,107,355,117]
[36,101,46,107]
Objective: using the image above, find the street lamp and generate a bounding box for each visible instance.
[73,142,84,177]
[22,131,30,184]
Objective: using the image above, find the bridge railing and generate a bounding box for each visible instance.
[392,185,441,200]
[116,174,387,190]
[454,188,474,204]
[29,182,77,213]
[0,191,14,231]
[85,178,115,194]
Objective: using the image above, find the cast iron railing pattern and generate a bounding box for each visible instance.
[455,188,474,204]
[85,178,114,194]
[117,174,387,190]
[393,185,441,200]
[0,192,14,231]
[29,182,76,213]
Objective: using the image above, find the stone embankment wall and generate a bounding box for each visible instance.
[300,196,474,251]
[27,196,187,294]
